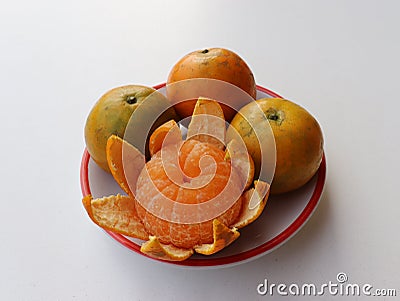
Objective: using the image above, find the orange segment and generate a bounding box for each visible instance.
[82,194,148,240]
[194,219,240,255]
[140,236,194,261]
[187,98,226,149]
[232,180,270,229]
[149,119,182,157]
[225,139,255,190]
[106,135,145,196]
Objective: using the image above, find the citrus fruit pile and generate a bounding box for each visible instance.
[82,48,324,261]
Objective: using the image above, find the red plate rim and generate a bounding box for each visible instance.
[80,83,327,267]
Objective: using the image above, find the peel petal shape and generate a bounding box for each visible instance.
[149,120,182,156]
[232,180,270,229]
[140,236,194,261]
[194,219,240,255]
[106,135,145,196]
[187,98,226,149]
[82,194,148,240]
[225,139,255,190]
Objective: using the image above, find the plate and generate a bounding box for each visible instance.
[80,84,326,268]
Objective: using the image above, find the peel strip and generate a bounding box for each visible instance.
[149,120,182,156]
[187,98,226,149]
[106,135,145,196]
[140,236,194,261]
[194,219,240,255]
[82,194,148,240]
[225,139,255,190]
[232,180,270,229]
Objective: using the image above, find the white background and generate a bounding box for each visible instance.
[1,0,399,300]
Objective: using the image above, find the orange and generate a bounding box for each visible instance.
[228,98,324,194]
[84,85,178,172]
[134,139,243,249]
[166,48,256,121]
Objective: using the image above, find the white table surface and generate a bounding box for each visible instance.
[1,1,399,300]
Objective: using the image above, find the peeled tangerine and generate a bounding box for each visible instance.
[82,98,270,261]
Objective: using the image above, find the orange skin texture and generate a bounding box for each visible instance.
[167,48,257,121]
[228,98,324,194]
[84,85,178,172]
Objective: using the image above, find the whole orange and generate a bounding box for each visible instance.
[84,85,178,172]
[227,98,324,194]
[166,48,257,121]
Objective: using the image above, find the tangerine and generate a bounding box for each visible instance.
[166,48,257,121]
[84,85,178,172]
[134,139,243,249]
[228,98,324,194]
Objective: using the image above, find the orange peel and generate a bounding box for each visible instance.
[106,135,145,196]
[148,119,182,157]
[140,236,194,261]
[82,194,148,240]
[187,98,226,149]
[232,180,270,229]
[194,219,240,255]
[225,139,255,190]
